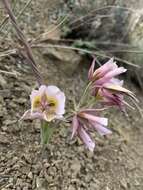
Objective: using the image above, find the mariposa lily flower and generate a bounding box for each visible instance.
[88,58,138,110]
[71,109,111,151]
[21,85,65,122]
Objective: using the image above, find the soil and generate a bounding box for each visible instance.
[0,1,143,190]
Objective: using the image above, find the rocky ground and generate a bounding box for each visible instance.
[0,42,143,190]
[0,0,143,190]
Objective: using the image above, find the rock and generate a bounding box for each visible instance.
[42,47,82,75]
[85,173,93,183]
[8,177,14,183]
[0,75,7,88]
[68,185,75,190]
[13,164,20,170]
[120,178,128,189]
[22,154,32,164]
[27,171,33,179]
[16,187,21,190]
[90,182,100,189]
[0,95,6,117]
[70,160,81,175]
[48,166,57,177]
[16,178,23,186]
[36,177,48,190]
[14,97,27,104]
[21,166,31,175]
[105,187,111,190]
[23,187,29,190]
[0,133,9,145]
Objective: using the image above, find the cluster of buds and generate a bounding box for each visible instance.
[88,58,137,110]
[21,58,137,151]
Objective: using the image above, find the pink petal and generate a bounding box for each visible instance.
[109,78,124,86]
[30,90,39,102]
[78,126,95,152]
[20,110,31,121]
[80,113,108,126]
[30,85,47,101]
[90,122,112,136]
[95,67,126,85]
[31,112,44,120]
[93,58,117,77]
[71,115,79,139]
[104,67,127,78]
[30,85,47,111]
[103,84,138,102]
[20,110,44,120]
[99,88,124,106]
[46,85,66,116]
[88,58,96,80]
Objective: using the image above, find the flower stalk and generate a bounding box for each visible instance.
[41,121,55,145]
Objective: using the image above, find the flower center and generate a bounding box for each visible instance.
[45,96,58,113]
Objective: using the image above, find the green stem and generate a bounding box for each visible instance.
[41,121,54,145]
[77,82,92,109]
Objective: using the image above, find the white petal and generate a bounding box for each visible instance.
[46,85,66,115]
[55,92,66,115]
[46,85,61,95]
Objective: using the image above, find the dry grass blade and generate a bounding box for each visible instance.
[0,49,17,57]
[0,16,9,32]
[35,37,137,48]
[34,15,68,42]
[2,0,43,85]
[31,44,140,68]
[1,0,34,38]
[102,49,143,54]
[0,69,19,76]
[69,5,142,27]
[16,0,33,19]
[70,14,113,31]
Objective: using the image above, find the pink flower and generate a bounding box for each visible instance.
[71,109,111,151]
[88,58,126,83]
[88,58,137,110]
[21,85,65,122]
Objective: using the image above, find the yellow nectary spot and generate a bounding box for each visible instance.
[32,95,41,109]
[46,96,58,110]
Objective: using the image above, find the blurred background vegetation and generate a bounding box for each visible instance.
[0,0,143,85]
